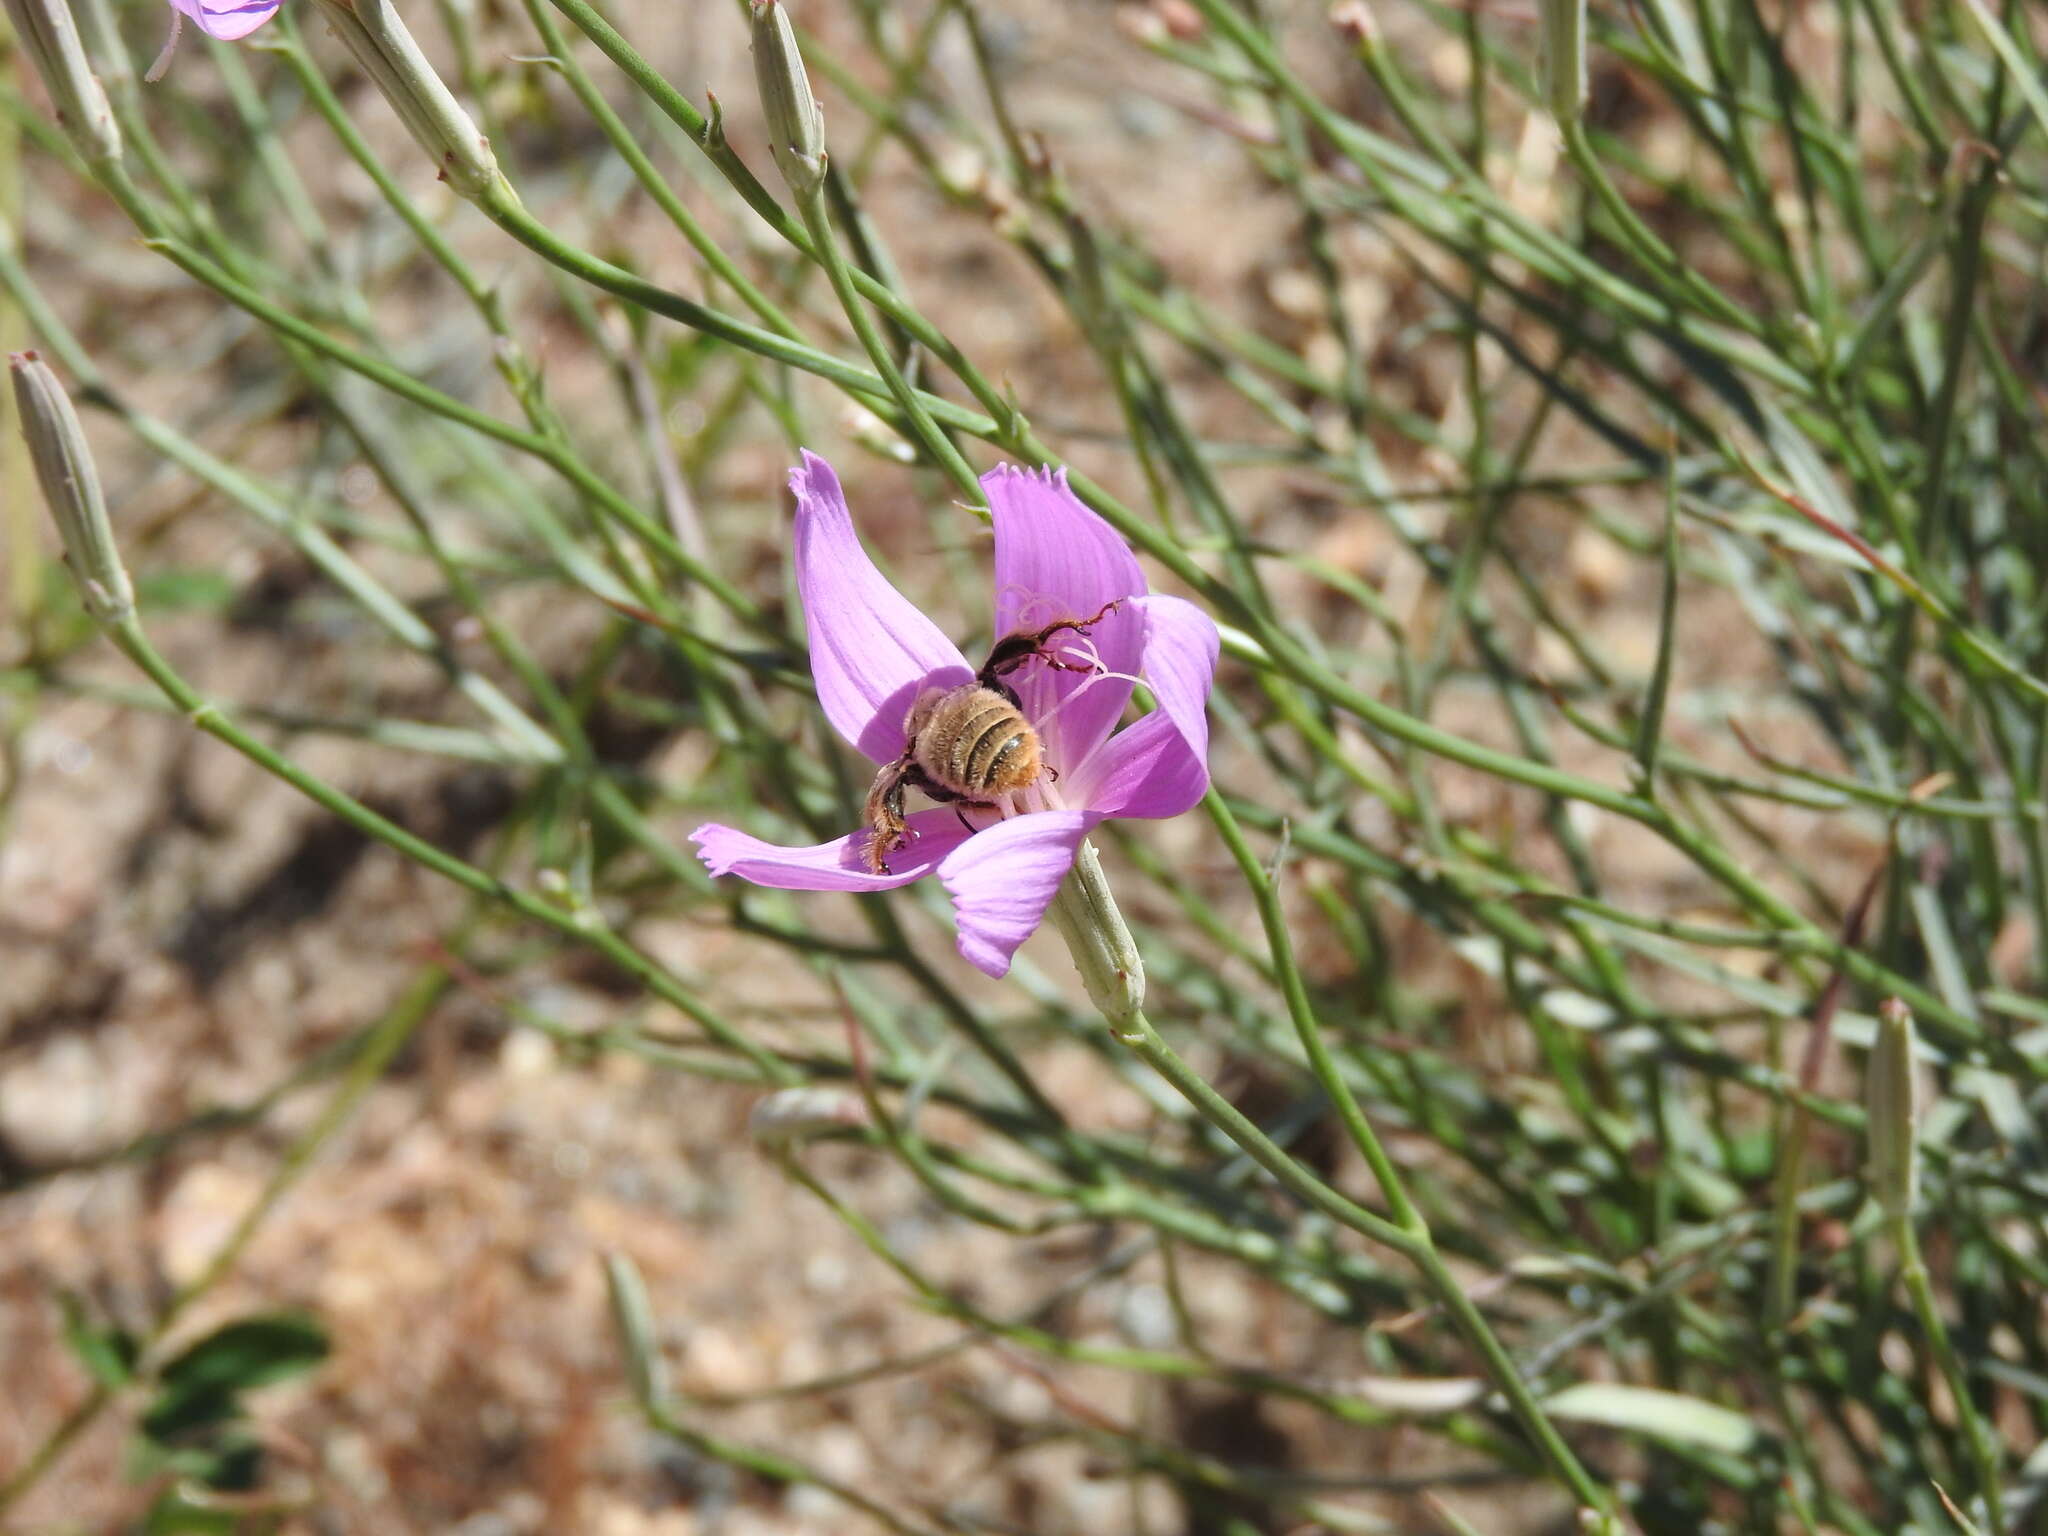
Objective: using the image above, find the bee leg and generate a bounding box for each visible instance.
[945,799,1003,836]
[983,598,1124,683]
[900,763,966,803]
[871,762,983,857]
[861,757,913,875]
[981,632,1047,685]
[886,766,993,840]
[1028,598,1124,668]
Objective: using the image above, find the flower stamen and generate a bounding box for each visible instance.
[1046,628,1117,674]
[145,9,185,82]
[1028,631,1146,743]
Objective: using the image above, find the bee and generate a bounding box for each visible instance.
[862,600,1121,873]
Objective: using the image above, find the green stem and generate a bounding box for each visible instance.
[1894,1213,2008,1534]
[1113,1008,1614,1517]
[101,614,789,1082]
[0,963,451,1516]
[796,171,983,501]
[1204,792,1419,1231]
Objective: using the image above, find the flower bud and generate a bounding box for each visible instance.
[601,1253,669,1409]
[1046,838,1147,1039]
[749,0,826,198]
[1328,0,1376,48]
[9,351,134,625]
[747,1086,865,1146]
[1,0,122,164]
[1866,997,1920,1218]
[307,0,500,201]
[1539,0,1586,126]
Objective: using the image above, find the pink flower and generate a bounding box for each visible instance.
[166,0,281,44]
[146,0,280,81]
[692,452,1219,979]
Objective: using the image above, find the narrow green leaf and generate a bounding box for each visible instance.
[135,567,238,613]
[1543,1383,1759,1455]
[156,1312,329,1399]
[58,1292,137,1388]
[141,1491,240,1536]
[603,1253,668,1410]
[1935,1480,1989,1535]
[1426,1494,1489,1536]
[1631,454,1680,792]
[1956,0,2048,151]
[146,1312,330,1439]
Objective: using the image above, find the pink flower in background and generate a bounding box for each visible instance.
[166,0,281,40]
[692,452,1218,979]
[145,0,281,83]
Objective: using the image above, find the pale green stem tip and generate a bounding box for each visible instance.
[750,0,826,198]
[9,349,135,625]
[307,0,502,200]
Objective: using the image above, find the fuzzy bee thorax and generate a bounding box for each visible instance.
[908,683,1042,799]
[858,599,1122,875]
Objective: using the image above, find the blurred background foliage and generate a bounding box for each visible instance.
[2,0,2047,1529]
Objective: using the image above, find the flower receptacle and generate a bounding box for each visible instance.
[1046,838,1147,1040]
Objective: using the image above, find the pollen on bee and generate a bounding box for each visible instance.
[858,598,1126,872]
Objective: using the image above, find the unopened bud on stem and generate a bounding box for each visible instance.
[308,0,500,200]
[1866,997,1920,1219]
[750,0,825,198]
[1,0,122,164]
[1046,839,1146,1041]
[601,1253,669,1410]
[1328,0,1376,48]
[9,351,134,626]
[747,1086,865,1146]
